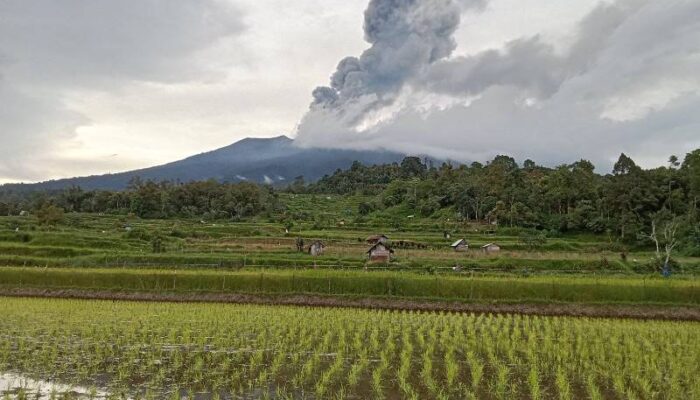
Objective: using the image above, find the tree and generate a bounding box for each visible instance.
[283,220,294,233]
[613,153,640,175]
[487,201,507,225]
[519,230,547,250]
[523,159,536,169]
[640,214,681,274]
[682,149,700,212]
[399,157,427,178]
[660,219,680,272]
[288,176,306,194]
[358,201,374,215]
[37,204,64,226]
[668,155,680,169]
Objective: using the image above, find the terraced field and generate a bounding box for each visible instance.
[1,194,698,398]
[0,194,698,274]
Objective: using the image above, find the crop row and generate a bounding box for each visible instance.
[0,297,698,399]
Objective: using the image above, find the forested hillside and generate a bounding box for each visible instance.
[307,152,700,249]
[1,150,698,254]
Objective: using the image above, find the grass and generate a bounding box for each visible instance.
[1,195,699,399]
[1,209,698,274]
[0,195,698,307]
[1,267,698,305]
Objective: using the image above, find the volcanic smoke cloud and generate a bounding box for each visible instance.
[306,0,478,125]
[296,0,700,170]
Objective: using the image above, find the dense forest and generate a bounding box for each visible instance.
[1,150,698,254]
[304,150,700,254]
[0,178,280,221]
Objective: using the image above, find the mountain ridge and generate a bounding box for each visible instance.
[1,136,409,191]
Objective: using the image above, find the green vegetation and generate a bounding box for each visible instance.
[2,150,699,256]
[0,153,699,399]
[2,267,698,305]
[1,298,698,399]
[0,209,698,274]
[0,196,698,308]
[309,152,700,256]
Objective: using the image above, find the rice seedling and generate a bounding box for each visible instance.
[0,297,697,399]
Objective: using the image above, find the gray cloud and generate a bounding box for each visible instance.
[0,0,245,86]
[309,0,483,121]
[0,0,246,182]
[296,0,700,170]
[0,81,87,181]
[419,1,647,99]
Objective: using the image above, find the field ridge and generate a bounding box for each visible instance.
[2,289,699,321]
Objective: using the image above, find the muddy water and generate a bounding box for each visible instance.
[0,372,110,399]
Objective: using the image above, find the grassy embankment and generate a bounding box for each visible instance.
[1,267,698,306]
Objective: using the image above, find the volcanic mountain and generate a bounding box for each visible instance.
[2,136,408,191]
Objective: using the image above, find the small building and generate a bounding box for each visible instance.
[451,239,469,252]
[367,243,394,263]
[481,243,501,253]
[308,240,325,257]
[366,234,389,245]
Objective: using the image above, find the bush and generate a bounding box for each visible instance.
[358,202,374,216]
[519,230,547,250]
[36,205,65,227]
[124,228,152,241]
[632,257,682,274]
[151,236,166,253]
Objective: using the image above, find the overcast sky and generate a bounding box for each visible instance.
[1,0,698,183]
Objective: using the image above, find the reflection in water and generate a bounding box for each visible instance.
[0,372,110,399]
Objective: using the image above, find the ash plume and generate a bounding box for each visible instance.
[307,0,480,124]
[295,0,700,169]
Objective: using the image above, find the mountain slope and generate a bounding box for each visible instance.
[2,136,408,191]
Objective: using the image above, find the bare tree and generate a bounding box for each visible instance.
[640,220,660,257]
[640,216,680,274]
[661,219,680,271]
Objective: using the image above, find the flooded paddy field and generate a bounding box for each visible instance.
[1,297,698,399]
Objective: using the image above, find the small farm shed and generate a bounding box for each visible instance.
[308,240,326,257]
[366,234,389,245]
[367,243,394,263]
[451,239,469,252]
[481,243,501,253]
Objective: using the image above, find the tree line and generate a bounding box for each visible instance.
[1,150,698,255]
[0,178,280,220]
[306,150,700,254]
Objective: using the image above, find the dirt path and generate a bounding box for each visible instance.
[2,288,699,321]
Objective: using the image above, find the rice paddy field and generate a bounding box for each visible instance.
[1,194,699,398]
[1,297,699,400]
[0,194,698,274]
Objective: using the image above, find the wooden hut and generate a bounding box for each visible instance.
[308,240,325,257]
[450,239,469,252]
[367,243,394,263]
[366,234,389,245]
[481,243,501,253]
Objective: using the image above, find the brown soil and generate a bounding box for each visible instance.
[2,288,698,321]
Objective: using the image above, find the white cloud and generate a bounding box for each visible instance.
[1,0,698,183]
[0,0,251,182]
[295,0,700,171]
